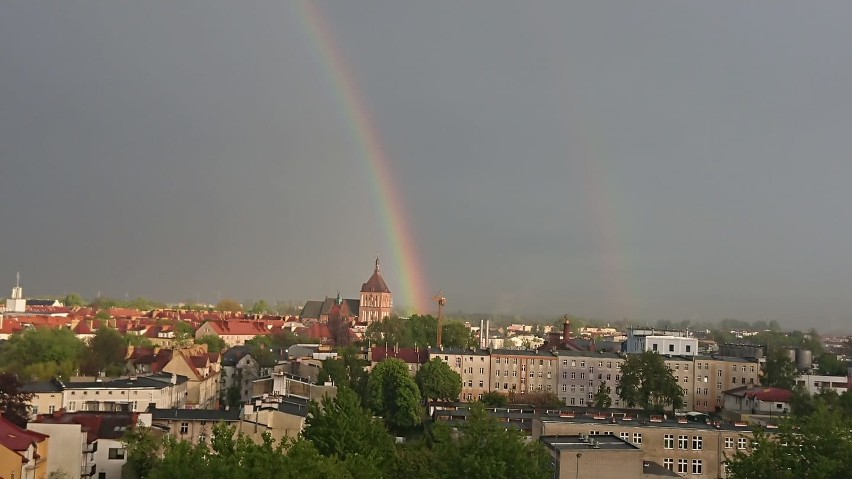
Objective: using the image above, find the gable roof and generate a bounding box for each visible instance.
[725,386,793,402]
[0,415,48,452]
[299,301,324,320]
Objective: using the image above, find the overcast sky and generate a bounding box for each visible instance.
[2,1,852,330]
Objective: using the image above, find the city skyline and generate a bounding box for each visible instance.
[3,2,852,329]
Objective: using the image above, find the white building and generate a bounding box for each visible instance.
[625,328,698,357]
[796,373,849,395]
[61,374,188,413]
[5,273,26,313]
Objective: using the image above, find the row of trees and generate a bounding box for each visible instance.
[123,387,551,479]
[363,315,476,350]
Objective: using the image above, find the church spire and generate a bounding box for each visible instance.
[375,254,380,273]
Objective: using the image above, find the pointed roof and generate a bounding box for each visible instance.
[361,256,390,293]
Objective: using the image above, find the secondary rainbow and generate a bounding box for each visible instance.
[294,1,430,313]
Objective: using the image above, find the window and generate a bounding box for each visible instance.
[718,370,722,377]
[561,384,567,392]
[570,398,575,405]
[678,435,688,449]
[571,372,576,379]
[725,437,734,449]
[31,406,38,415]
[571,360,576,367]
[580,372,585,379]
[664,434,674,449]
[562,359,568,366]
[669,344,675,352]
[732,365,737,371]
[479,368,484,374]
[479,381,483,388]
[663,458,674,471]
[570,385,575,392]
[579,398,584,405]
[717,381,722,389]
[108,448,126,459]
[607,362,612,368]
[579,361,585,367]
[684,364,689,371]
[677,459,688,474]
[652,343,658,351]
[48,405,55,414]
[619,432,629,441]
[180,422,189,434]
[692,459,703,474]
[732,377,737,384]
[99,473,106,479]
[738,437,748,450]
[588,392,593,400]
[562,372,568,379]
[685,345,691,352]
[199,433,207,443]
[632,433,642,444]
[692,436,703,450]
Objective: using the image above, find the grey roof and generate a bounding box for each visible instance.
[541,434,639,451]
[428,347,490,356]
[221,346,253,367]
[489,349,558,357]
[66,373,188,390]
[643,461,683,478]
[299,301,324,320]
[555,350,623,359]
[21,380,63,393]
[341,298,360,316]
[150,408,241,421]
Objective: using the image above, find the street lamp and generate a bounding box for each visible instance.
[575,452,582,479]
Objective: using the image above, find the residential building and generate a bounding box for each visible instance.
[221,346,260,405]
[428,347,491,401]
[369,347,428,376]
[691,356,760,413]
[150,408,241,445]
[59,373,189,412]
[194,320,269,347]
[21,380,65,419]
[557,351,624,408]
[29,411,148,479]
[161,346,221,409]
[626,328,698,357]
[541,434,679,479]
[489,350,558,396]
[662,356,694,413]
[0,415,50,479]
[534,415,755,479]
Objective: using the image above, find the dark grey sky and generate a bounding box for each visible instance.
[2,1,852,330]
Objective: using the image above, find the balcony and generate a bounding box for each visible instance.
[83,442,98,453]
[81,463,97,477]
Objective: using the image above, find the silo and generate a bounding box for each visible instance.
[781,348,796,364]
[795,349,813,371]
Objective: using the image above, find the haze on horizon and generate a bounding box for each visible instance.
[2,1,852,331]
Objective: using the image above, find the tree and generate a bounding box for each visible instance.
[248,300,270,315]
[81,327,127,376]
[0,373,34,427]
[63,293,85,307]
[816,353,848,376]
[174,321,195,347]
[479,391,508,407]
[303,387,396,476]
[196,335,227,353]
[0,328,86,380]
[432,402,551,479]
[122,424,161,479]
[415,358,462,402]
[215,299,242,312]
[616,351,684,413]
[593,383,612,409]
[316,347,369,399]
[441,322,476,349]
[725,404,852,479]
[763,349,798,390]
[367,358,422,432]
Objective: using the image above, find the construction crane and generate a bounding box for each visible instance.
[433,290,446,348]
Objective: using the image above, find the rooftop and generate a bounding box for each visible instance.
[541,434,639,451]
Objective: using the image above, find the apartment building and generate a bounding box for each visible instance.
[60,373,189,413]
[626,329,698,357]
[534,416,754,479]
[429,347,491,401]
[541,434,679,479]
[691,356,760,413]
[556,351,624,408]
[663,356,695,413]
[489,350,558,396]
[0,415,50,479]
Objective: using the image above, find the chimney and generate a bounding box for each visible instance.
[563,316,571,343]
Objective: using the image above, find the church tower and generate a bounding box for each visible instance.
[359,256,393,324]
[5,273,26,313]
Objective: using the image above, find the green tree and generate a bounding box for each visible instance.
[63,293,85,307]
[616,351,685,413]
[593,383,612,409]
[216,299,243,312]
[479,391,508,407]
[432,403,551,479]
[726,404,852,479]
[316,347,369,398]
[367,358,422,432]
[0,328,86,380]
[196,335,227,353]
[0,373,34,427]
[174,321,196,346]
[763,349,798,389]
[441,322,476,349]
[415,358,462,402]
[816,353,848,376]
[303,387,396,477]
[248,300,271,315]
[81,327,127,376]
[122,424,161,479]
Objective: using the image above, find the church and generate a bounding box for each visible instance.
[300,256,393,326]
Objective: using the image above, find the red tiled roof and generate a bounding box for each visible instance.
[726,386,793,403]
[0,415,48,452]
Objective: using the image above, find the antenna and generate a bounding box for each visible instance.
[16,272,20,288]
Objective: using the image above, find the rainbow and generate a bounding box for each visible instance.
[293,1,430,313]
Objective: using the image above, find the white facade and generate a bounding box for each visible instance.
[796,374,849,395]
[626,329,698,357]
[62,377,188,413]
[91,437,126,479]
[27,421,88,479]
[5,274,26,313]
